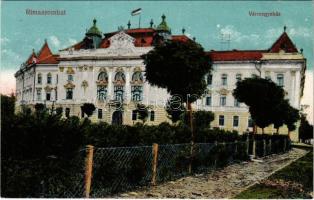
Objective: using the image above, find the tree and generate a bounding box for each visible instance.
[81,103,96,117]
[135,104,149,123]
[233,77,285,133]
[298,114,313,142]
[193,110,215,131]
[165,95,186,123]
[142,40,212,141]
[283,104,300,138]
[34,103,45,113]
[271,100,289,134]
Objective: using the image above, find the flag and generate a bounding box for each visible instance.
[131,8,142,16]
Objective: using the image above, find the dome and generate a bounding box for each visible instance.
[156,14,170,32]
[86,19,102,37]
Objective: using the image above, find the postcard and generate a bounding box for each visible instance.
[1,0,313,198]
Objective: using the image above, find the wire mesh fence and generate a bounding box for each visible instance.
[90,146,153,197]
[2,137,291,198]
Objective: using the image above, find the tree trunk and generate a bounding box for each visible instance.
[188,102,194,174]
[288,131,291,140]
[276,128,279,135]
[188,102,194,141]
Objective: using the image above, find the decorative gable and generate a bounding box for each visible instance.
[269,32,298,53]
[107,31,136,55]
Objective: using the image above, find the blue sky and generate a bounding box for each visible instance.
[1,1,313,71]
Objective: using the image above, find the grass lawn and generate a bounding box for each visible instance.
[235,150,313,199]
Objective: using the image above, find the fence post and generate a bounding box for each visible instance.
[246,138,249,157]
[269,139,272,154]
[151,143,159,186]
[84,145,94,198]
[263,139,266,157]
[252,139,256,158]
[214,141,218,168]
[234,140,238,159]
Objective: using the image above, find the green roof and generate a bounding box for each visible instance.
[86,19,102,37]
[156,14,170,32]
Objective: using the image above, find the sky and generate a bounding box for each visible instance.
[0,1,313,122]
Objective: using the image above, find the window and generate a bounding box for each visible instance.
[150,111,155,121]
[131,86,143,101]
[132,71,143,83]
[221,74,227,86]
[65,108,70,118]
[47,73,52,84]
[207,74,212,85]
[248,117,254,128]
[46,92,51,101]
[97,86,107,101]
[220,95,226,106]
[114,86,124,102]
[236,74,242,82]
[234,99,240,107]
[277,74,284,87]
[36,89,41,101]
[68,74,73,81]
[98,109,102,119]
[37,74,42,84]
[98,72,108,82]
[115,71,125,83]
[66,88,73,100]
[206,96,211,106]
[233,116,239,127]
[132,110,137,121]
[219,115,224,126]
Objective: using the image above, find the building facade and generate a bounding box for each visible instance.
[15,16,306,141]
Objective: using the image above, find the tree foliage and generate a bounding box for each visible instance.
[81,103,96,117]
[142,40,212,103]
[299,114,313,142]
[233,77,285,131]
[165,95,186,123]
[135,103,149,123]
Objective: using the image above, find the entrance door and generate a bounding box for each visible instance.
[112,110,123,125]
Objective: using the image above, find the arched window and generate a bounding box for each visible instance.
[132,71,143,82]
[115,71,125,83]
[97,72,108,101]
[37,74,42,84]
[98,72,108,82]
[47,73,52,84]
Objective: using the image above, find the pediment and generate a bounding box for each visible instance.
[109,31,135,50]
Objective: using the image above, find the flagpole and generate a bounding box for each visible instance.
[139,13,141,28]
